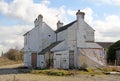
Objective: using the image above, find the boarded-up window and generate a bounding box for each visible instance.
[69,50,74,69]
[54,54,61,68]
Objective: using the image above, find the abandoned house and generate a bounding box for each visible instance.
[24,10,106,69]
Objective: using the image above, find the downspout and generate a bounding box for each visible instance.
[56,32,57,42]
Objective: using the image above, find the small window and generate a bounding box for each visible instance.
[48,35,51,37]
[25,37,27,45]
[56,54,61,55]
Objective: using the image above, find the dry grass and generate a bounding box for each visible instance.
[0,74,120,81]
[102,66,120,72]
[30,67,120,76]
[0,63,119,81]
[0,57,23,66]
[30,68,105,76]
[30,69,78,76]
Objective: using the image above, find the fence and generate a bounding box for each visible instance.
[107,59,120,66]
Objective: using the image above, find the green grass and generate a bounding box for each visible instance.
[78,68,104,75]
[30,68,105,76]
[31,69,71,76]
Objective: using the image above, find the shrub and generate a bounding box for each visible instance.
[107,40,120,64]
[31,69,71,76]
[103,66,120,72]
[2,48,23,61]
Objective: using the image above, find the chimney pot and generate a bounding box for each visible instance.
[57,21,63,29]
[38,14,43,22]
[76,10,85,20]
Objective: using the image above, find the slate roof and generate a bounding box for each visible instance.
[96,42,113,49]
[55,20,77,33]
[38,41,62,54]
[24,31,30,36]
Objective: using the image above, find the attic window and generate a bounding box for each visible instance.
[48,35,51,37]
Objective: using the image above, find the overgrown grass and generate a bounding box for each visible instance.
[76,68,104,75]
[102,66,120,72]
[31,69,71,76]
[30,68,105,76]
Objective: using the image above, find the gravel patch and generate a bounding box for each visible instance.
[0,74,120,81]
[0,64,119,81]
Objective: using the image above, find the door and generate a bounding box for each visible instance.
[54,54,61,68]
[61,54,68,69]
[31,53,37,68]
[69,50,74,69]
[39,55,45,69]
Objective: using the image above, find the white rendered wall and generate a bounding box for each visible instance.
[67,23,77,50]
[24,21,56,67]
[57,30,67,41]
[76,18,94,48]
[53,50,69,69]
[77,48,106,68]
[24,52,31,67]
[24,22,56,52]
[37,54,45,68]
[51,41,67,52]
[84,22,94,42]
[41,23,56,49]
[66,23,78,68]
[76,18,86,47]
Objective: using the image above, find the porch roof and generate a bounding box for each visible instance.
[38,41,62,55]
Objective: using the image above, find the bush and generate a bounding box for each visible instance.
[102,66,120,72]
[31,69,71,76]
[2,48,23,61]
[107,40,120,64]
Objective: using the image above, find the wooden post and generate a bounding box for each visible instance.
[13,75,16,81]
[115,59,117,66]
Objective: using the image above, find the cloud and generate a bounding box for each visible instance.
[82,8,94,25]
[0,0,94,28]
[67,8,93,25]
[0,0,120,55]
[67,7,120,42]
[93,15,120,42]
[0,0,68,29]
[0,0,69,54]
[0,25,33,54]
[91,0,120,6]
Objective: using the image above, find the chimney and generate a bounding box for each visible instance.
[34,14,43,27]
[57,21,63,29]
[76,10,85,20]
[34,18,38,27]
[38,14,43,22]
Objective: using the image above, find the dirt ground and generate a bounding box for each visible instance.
[0,74,120,81]
[0,64,120,81]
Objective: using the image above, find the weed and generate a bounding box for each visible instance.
[31,69,77,76]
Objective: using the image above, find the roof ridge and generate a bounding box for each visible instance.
[55,20,77,33]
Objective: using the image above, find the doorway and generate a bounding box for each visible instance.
[69,50,74,69]
[31,53,37,68]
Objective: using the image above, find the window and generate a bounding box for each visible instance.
[25,37,27,45]
[48,35,51,37]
